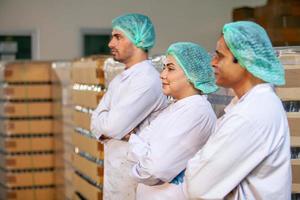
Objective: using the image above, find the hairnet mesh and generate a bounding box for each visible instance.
[167,42,218,94]
[223,21,285,85]
[112,13,155,50]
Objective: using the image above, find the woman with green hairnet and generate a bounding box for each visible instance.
[127,42,218,199]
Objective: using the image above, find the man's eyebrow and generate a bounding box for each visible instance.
[215,50,224,56]
[112,33,121,37]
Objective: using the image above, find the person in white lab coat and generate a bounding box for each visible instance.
[90,13,168,200]
[139,21,292,200]
[127,42,218,198]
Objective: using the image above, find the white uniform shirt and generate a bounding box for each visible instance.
[91,60,168,139]
[90,60,168,200]
[128,95,217,185]
[137,84,291,200]
[184,83,291,200]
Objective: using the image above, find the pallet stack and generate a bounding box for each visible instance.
[51,61,74,200]
[0,61,56,200]
[71,56,108,200]
[276,48,300,199]
[233,0,300,46]
[208,88,234,118]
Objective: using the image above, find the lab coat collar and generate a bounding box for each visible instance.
[224,83,274,114]
[173,94,208,106]
[120,60,151,81]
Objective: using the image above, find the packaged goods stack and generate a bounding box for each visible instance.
[233,0,300,46]
[0,61,56,200]
[71,56,108,200]
[51,61,74,200]
[208,88,234,118]
[276,47,300,200]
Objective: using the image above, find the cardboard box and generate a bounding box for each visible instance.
[283,65,300,88]
[287,112,300,137]
[279,54,300,65]
[0,153,54,170]
[73,172,102,200]
[0,137,54,152]
[291,136,300,147]
[54,149,64,169]
[276,87,300,101]
[292,159,300,193]
[0,84,52,100]
[71,58,107,85]
[73,110,91,130]
[53,119,62,135]
[51,62,72,85]
[208,89,234,118]
[0,119,53,135]
[0,170,55,187]
[0,187,55,200]
[55,167,65,186]
[73,153,103,184]
[72,131,103,159]
[73,192,82,200]
[54,134,64,159]
[55,186,65,200]
[2,62,52,83]
[63,143,74,164]
[72,90,104,109]
[51,83,62,102]
[64,162,74,183]
[0,102,53,117]
[65,181,75,200]
[63,124,73,145]
[61,86,73,106]
[51,102,62,118]
[63,106,74,125]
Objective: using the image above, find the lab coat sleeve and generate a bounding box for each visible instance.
[130,111,213,186]
[184,114,269,199]
[91,79,160,140]
[90,85,112,139]
[128,134,161,185]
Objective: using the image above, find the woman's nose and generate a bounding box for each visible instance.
[160,69,167,80]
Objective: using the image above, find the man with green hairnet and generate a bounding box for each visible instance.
[91,13,167,199]
[183,21,291,199]
[139,21,291,200]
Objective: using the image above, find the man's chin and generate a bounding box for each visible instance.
[112,55,121,62]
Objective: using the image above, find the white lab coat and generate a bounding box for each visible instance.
[139,83,291,200]
[91,60,168,200]
[128,95,216,197]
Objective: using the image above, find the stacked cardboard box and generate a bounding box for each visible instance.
[208,88,234,118]
[276,48,300,198]
[232,0,300,46]
[0,61,56,200]
[71,56,108,200]
[51,61,75,200]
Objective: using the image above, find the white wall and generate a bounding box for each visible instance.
[0,0,267,60]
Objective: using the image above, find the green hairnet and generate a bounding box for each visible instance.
[167,42,218,94]
[223,21,285,86]
[112,13,155,50]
